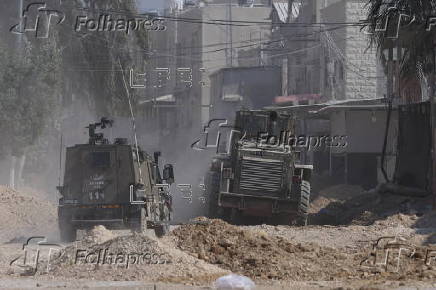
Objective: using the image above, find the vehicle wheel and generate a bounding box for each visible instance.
[139,207,148,232]
[132,207,148,233]
[154,204,170,238]
[154,224,169,238]
[59,217,76,242]
[297,180,311,226]
[230,208,243,225]
[272,213,293,226]
[206,171,220,218]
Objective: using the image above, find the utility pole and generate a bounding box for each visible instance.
[18,0,23,50]
[287,0,294,23]
[431,41,436,209]
[10,0,24,189]
[381,41,394,183]
[227,0,233,67]
[282,0,294,96]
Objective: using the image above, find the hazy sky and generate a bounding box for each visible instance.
[136,0,165,11]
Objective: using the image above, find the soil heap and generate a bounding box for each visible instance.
[0,185,56,243]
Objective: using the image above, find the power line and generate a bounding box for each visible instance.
[71,6,369,27]
[67,22,347,63]
[66,43,323,73]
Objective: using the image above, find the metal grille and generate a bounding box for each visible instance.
[239,157,283,194]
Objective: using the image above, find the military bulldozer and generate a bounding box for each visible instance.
[204,110,313,225]
[57,118,174,242]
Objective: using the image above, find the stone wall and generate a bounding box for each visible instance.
[344,0,379,99]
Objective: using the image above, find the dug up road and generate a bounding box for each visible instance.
[1,184,436,289]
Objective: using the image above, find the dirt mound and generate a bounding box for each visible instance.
[49,233,172,270]
[31,232,228,285]
[172,219,356,281]
[0,186,57,243]
[310,184,432,226]
[83,225,116,244]
[309,184,367,225]
[172,218,436,282]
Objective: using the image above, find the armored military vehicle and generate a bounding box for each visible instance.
[204,110,312,225]
[57,118,174,242]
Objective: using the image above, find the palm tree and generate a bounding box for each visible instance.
[366,1,436,200]
[365,0,436,83]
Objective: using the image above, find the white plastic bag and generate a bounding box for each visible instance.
[214,274,256,290]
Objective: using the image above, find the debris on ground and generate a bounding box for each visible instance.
[32,232,229,286]
[1,182,436,288]
[173,218,356,281]
[0,186,57,243]
[172,218,436,282]
[214,274,255,290]
[83,225,116,244]
[310,184,433,226]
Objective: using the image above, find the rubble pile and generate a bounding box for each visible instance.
[38,227,228,285]
[0,186,56,243]
[310,184,433,226]
[172,218,356,281]
[49,231,172,270]
[83,225,116,244]
[358,243,436,281]
[173,219,436,282]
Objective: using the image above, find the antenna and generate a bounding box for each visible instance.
[118,58,143,183]
[58,133,63,187]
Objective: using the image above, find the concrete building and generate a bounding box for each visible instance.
[136,0,274,155]
[320,0,385,101]
[269,0,394,190]
[273,98,398,190]
[171,0,273,125]
[270,0,386,105]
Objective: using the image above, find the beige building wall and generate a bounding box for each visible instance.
[321,0,383,100]
[178,4,271,124]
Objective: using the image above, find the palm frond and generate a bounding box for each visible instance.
[364,0,436,78]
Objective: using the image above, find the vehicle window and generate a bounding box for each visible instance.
[90,152,111,168]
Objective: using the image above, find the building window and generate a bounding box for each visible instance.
[339,63,344,80]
